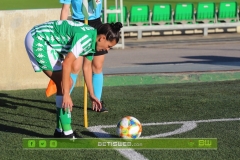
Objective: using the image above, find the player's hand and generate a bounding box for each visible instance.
[90,94,102,112]
[62,94,73,112]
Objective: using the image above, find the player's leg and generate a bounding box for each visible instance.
[43,70,75,138]
[51,57,83,138]
[40,51,76,137]
[44,71,64,135]
[70,57,82,94]
[49,56,83,138]
[92,54,108,112]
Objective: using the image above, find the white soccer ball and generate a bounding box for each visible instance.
[116,116,142,139]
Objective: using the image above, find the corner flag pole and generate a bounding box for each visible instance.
[84,71,88,127]
[83,31,88,128]
[83,0,89,128]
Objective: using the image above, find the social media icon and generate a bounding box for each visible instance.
[39,140,47,148]
[50,140,57,148]
[28,140,36,148]
[188,140,195,147]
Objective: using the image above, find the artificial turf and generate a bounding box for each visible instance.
[1,80,240,159]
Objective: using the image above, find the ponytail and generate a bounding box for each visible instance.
[97,22,123,43]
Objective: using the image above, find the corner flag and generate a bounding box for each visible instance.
[82,0,97,128]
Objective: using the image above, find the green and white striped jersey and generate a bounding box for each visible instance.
[31,20,97,61]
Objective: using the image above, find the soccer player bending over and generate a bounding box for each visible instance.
[24,20,122,138]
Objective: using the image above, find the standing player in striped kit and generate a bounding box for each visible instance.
[25,20,122,138]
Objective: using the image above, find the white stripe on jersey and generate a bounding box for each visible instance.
[37,29,54,33]
[84,48,93,55]
[82,43,92,53]
[33,21,54,28]
[71,39,84,58]
[51,47,69,53]
[51,44,71,48]
[81,38,92,49]
[35,25,54,30]
[32,29,54,36]
[31,22,54,36]
[79,35,89,46]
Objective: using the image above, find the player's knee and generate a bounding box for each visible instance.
[71,57,82,74]
[72,66,81,74]
[92,55,104,73]
[71,63,81,74]
[92,62,103,73]
[92,66,102,73]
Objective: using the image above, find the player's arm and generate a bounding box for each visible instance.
[82,56,102,111]
[60,3,70,20]
[62,52,76,111]
[82,57,94,96]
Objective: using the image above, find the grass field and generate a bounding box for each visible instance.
[1,80,240,159]
[1,0,240,10]
[1,0,240,159]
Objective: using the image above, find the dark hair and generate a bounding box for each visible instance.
[97,22,123,43]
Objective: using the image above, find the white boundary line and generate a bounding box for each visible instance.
[87,118,240,160]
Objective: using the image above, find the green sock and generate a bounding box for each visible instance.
[56,95,73,135]
[56,109,62,131]
[57,108,72,131]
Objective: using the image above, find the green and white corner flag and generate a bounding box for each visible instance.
[82,0,97,19]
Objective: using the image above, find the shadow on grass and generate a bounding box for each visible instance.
[0,118,49,129]
[0,93,56,113]
[1,111,56,122]
[0,124,53,138]
[81,131,119,138]
[133,55,240,66]
[73,105,93,111]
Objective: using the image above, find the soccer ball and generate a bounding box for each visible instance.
[116,116,142,139]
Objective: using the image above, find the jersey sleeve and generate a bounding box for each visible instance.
[59,0,71,4]
[70,31,97,61]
